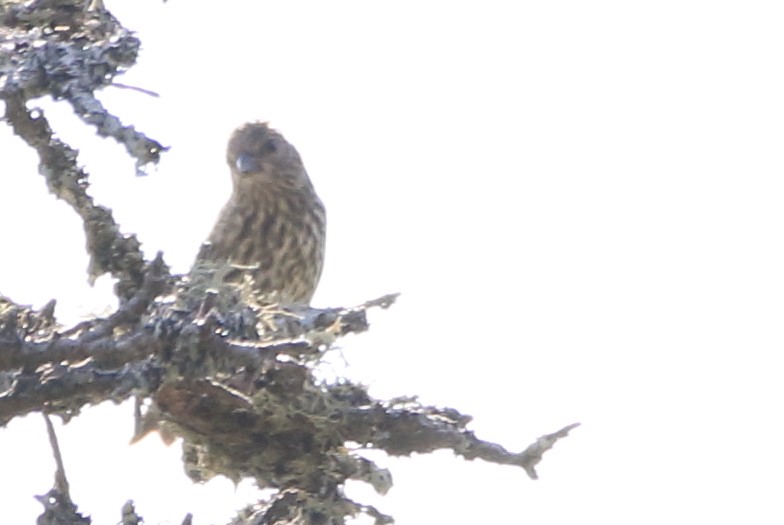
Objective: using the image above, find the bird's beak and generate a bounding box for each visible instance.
[235,152,260,174]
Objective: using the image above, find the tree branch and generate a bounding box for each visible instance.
[0,0,165,168]
[0,359,162,426]
[35,413,90,525]
[3,92,149,299]
[1,0,167,298]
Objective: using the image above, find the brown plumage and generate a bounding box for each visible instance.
[194,122,326,304]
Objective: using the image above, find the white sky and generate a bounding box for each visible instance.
[2,1,784,523]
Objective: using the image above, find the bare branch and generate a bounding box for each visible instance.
[109,82,161,98]
[35,413,90,525]
[43,413,70,494]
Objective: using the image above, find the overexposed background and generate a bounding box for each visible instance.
[2,1,784,523]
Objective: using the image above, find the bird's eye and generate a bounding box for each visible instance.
[263,139,277,153]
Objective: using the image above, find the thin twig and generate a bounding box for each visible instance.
[110,82,161,98]
[43,413,70,495]
[361,293,400,310]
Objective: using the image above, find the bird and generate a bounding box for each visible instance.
[193,122,326,305]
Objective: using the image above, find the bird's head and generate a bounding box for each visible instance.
[226,122,311,193]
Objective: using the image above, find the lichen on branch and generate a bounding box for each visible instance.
[0,0,166,168]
